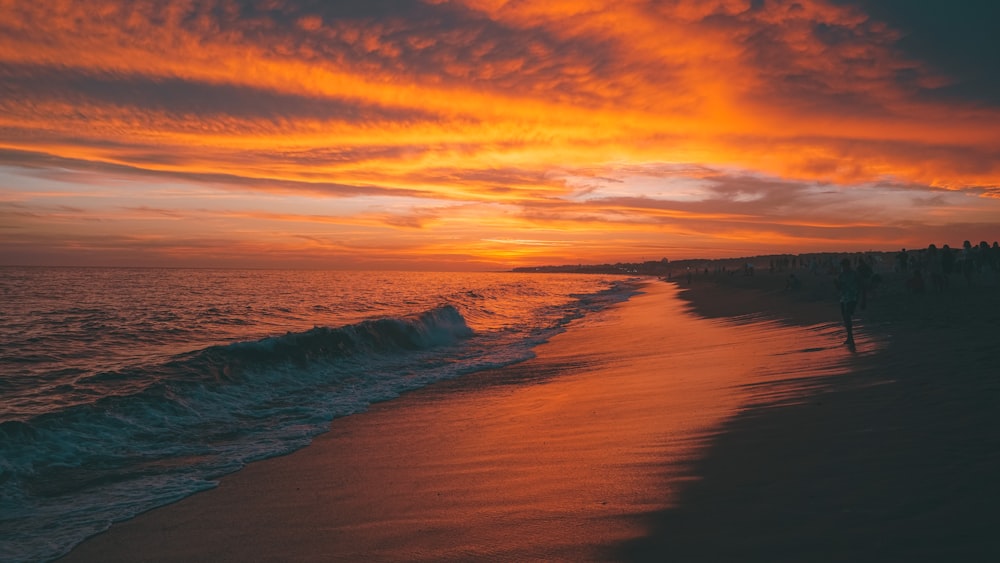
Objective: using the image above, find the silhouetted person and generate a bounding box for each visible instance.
[941,244,955,277]
[962,240,975,287]
[906,268,925,294]
[941,244,955,288]
[896,248,908,273]
[927,244,946,293]
[993,242,1000,275]
[784,273,802,291]
[980,241,995,285]
[835,258,860,351]
[856,256,873,309]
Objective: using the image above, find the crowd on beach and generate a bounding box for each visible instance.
[677,239,1000,290]
[800,240,999,351]
[668,239,999,350]
[826,240,1000,296]
[892,240,1000,293]
[767,240,1000,293]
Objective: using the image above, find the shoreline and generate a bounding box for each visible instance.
[60,274,1000,561]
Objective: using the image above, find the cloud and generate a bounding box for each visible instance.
[1,0,998,267]
[832,0,1000,105]
[4,0,998,195]
[0,63,442,124]
[0,149,432,199]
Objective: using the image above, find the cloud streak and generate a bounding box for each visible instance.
[1,0,998,267]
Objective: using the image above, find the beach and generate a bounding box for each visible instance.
[60,270,1000,562]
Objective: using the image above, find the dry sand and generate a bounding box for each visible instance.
[61,270,1000,562]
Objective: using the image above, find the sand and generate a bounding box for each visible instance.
[60,270,1000,562]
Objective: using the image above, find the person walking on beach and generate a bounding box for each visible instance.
[835,258,860,351]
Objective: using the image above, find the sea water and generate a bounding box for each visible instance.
[0,267,637,562]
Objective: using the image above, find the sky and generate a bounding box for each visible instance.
[2,0,999,270]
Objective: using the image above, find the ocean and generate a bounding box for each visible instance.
[0,267,638,562]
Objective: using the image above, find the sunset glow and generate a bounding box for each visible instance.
[3,0,999,269]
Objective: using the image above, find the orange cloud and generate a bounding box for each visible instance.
[1,0,998,267]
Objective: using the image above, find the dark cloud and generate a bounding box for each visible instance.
[811,21,857,47]
[725,11,911,118]
[540,191,926,245]
[1,0,653,122]
[232,0,454,24]
[684,1,997,125]
[219,0,656,104]
[832,0,1000,105]
[0,64,439,124]
[713,133,1000,193]
[0,148,428,199]
[540,168,952,231]
[264,145,439,167]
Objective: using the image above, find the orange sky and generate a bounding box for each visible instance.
[2,0,998,269]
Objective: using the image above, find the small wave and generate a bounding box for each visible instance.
[202,303,472,374]
[65,305,472,391]
[0,305,474,563]
[0,279,640,563]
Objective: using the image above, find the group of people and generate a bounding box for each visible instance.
[836,240,999,351]
[897,241,1000,293]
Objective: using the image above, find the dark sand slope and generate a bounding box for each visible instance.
[61,275,999,562]
[619,271,1000,562]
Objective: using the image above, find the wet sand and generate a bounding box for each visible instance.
[61,272,1000,562]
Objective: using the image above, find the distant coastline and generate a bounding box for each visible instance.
[512,251,895,276]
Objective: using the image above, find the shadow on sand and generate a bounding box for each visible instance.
[616,278,1000,562]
